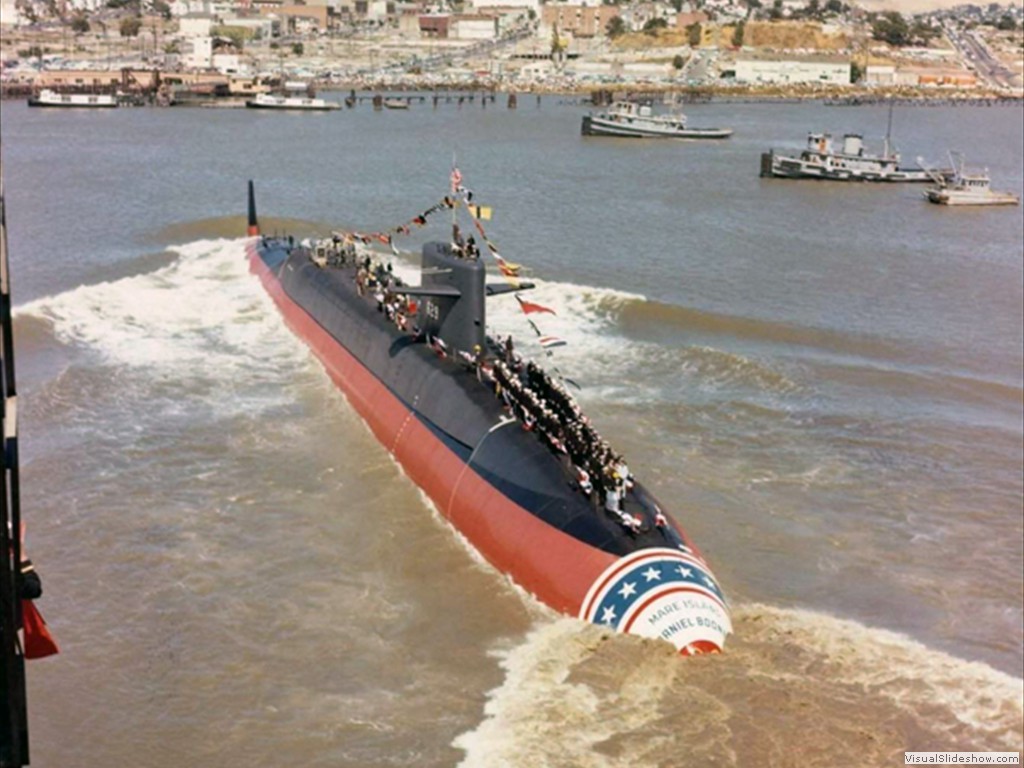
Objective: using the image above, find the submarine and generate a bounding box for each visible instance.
[245,181,731,654]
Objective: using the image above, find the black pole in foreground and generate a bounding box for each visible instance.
[0,148,30,767]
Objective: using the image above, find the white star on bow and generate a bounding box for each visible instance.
[642,567,661,582]
[677,566,693,578]
[600,606,617,625]
[617,581,637,599]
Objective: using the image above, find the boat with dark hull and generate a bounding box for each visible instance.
[760,132,939,182]
[760,104,946,182]
[581,101,733,140]
[245,181,731,654]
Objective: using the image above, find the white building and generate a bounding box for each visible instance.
[865,64,895,84]
[734,58,851,84]
[467,0,538,12]
[212,51,246,73]
[182,35,214,68]
[452,14,498,40]
[517,59,554,81]
[179,13,216,37]
[364,0,389,22]
[170,0,214,17]
[220,15,277,38]
[0,0,23,25]
[64,0,106,10]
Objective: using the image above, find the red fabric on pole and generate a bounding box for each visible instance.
[22,600,59,659]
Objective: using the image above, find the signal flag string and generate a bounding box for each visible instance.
[330,173,576,386]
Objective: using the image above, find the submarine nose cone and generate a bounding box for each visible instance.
[579,547,731,654]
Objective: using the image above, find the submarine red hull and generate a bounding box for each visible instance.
[246,234,731,654]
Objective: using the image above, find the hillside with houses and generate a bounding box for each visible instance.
[1,0,1021,98]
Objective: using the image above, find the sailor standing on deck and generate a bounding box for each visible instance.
[452,224,466,257]
[17,524,41,602]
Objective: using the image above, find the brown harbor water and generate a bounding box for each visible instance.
[1,97,1022,766]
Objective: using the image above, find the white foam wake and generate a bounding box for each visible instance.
[17,238,316,416]
[453,605,1024,767]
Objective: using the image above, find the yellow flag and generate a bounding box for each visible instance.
[469,205,493,221]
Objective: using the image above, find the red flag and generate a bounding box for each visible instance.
[494,255,523,277]
[450,168,462,193]
[22,600,59,659]
[516,295,556,316]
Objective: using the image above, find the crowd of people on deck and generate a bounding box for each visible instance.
[307,235,357,269]
[479,341,652,535]
[353,256,421,336]
[451,225,481,260]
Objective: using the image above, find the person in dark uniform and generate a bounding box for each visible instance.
[17,524,41,601]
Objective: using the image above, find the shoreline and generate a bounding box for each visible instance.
[4,80,1022,106]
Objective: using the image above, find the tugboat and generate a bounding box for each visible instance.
[245,92,340,111]
[27,88,118,108]
[244,179,731,654]
[924,152,1020,206]
[581,101,733,139]
[760,132,944,182]
[761,104,945,182]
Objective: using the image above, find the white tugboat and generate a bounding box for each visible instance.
[27,89,118,108]
[245,92,340,111]
[924,153,1020,206]
[581,101,733,139]
[760,103,944,182]
[760,132,941,182]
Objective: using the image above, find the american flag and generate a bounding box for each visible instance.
[538,335,567,349]
[450,167,463,193]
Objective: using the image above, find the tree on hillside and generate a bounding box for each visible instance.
[686,21,702,46]
[996,13,1016,30]
[550,24,565,56]
[120,16,142,36]
[70,11,90,34]
[871,11,909,46]
[732,20,745,47]
[909,19,940,44]
[642,17,668,36]
[606,15,626,38]
[213,25,249,49]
